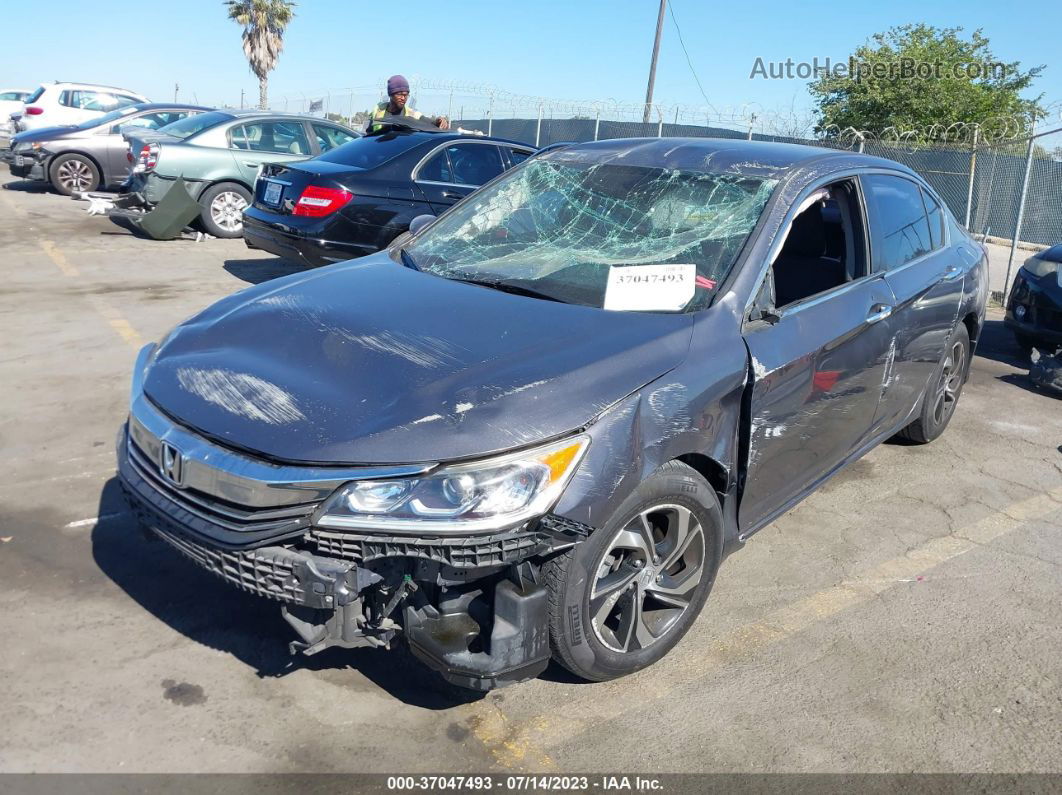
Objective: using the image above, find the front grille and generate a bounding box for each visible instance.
[127,437,317,536]
[151,521,308,604]
[307,528,545,569]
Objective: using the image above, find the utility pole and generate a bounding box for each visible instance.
[642,0,667,124]
[174,83,179,103]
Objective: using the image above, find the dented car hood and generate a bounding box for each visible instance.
[143,254,694,464]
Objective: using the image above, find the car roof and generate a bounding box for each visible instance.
[365,128,531,148]
[547,137,912,179]
[45,82,147,95]
[127,103,214,112]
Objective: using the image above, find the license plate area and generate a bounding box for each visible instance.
[262,180,283,206]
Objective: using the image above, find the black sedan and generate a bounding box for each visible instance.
[242,123,533,266]
[1005,244,1062,351]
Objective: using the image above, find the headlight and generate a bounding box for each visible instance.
[1022,254,1059,278]
[316,435,590,533]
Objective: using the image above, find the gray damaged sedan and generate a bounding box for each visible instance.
[4,103,210,194]
[118,138,988,690]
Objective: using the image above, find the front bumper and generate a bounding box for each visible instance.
[6,150,45,180]
[116,386,588,688]
[1005,268,1062,347]
[242,209,374,267]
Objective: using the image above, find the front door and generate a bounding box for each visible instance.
[414,142,506,214]
[740,274,898,531]
[228,120,312,185]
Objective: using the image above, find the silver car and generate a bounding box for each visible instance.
[4,103,210,194]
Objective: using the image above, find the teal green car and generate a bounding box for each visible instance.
[122,110,359,237]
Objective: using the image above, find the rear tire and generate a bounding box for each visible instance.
[544,461,722,682]
[897,323,970,444]
[198,182,251,238]
[49,153,100,195]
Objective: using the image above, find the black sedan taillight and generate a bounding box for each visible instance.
[292,185,353,218]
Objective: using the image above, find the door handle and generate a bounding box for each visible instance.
[866,304,893,324]
[442,190,465,199]
[242,160,260,167]
[943,264,963,281]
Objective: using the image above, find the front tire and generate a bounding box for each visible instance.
[198,182,251,238]
[897,323,970,444]
[544,461,722,682]
[49,153,100,195]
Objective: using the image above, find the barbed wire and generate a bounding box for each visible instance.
[268,77,1048,149]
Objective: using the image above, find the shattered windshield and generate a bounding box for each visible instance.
[405,157,777,312]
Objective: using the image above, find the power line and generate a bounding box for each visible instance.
[668,0,711,107]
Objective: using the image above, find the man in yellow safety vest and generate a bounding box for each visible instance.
[367,75,450,133]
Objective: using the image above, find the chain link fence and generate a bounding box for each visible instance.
[267,81,1062,303]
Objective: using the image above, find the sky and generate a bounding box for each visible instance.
[3,0,1061,125]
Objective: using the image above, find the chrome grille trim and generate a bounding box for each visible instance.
[129,387,436,510]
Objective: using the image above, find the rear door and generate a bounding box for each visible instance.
[860,174,963,433]
[228,119,313,184]
[414,141,507,213]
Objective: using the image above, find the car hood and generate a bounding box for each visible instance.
[12,125,80,143]
[144,254,694,464]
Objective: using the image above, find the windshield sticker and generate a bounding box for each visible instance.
[604,264,695,311]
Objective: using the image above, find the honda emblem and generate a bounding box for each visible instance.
[160,442,185,487]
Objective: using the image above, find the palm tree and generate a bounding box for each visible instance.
[225,0,296,110]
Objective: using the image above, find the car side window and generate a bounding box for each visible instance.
[509,148,532,166]
[768,178,868,310]
[448,144,505,186]
[418,149,453,183]
[863,174,933,271]
[0,92,22,101]
[116,95,140,108]
[312,124,356,151]
[921,188,945,251]
[231,121,311,154]
[78,92,118,111]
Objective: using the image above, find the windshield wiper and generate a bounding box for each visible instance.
[399,248,420,271]
[447,276,569,304]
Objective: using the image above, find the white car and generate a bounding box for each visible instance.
[0,89,31,137]
[14,82,148,132]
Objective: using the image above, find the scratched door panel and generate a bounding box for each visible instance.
[740,275,897,531]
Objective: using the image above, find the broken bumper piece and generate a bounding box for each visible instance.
[119,428,585,689]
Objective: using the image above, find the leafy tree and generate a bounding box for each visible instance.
[225,0,296,110]
[810,25,1044,138]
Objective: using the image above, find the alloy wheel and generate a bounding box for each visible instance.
[589,504,706,653]
[210,191,248,232]
[56,159,93,192]
[932,339,966,426]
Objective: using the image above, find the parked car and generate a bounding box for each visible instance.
[0,88,31,137]
[120,110,359,238]
[4,103,210,194]
[118,138,987,690]
[1005,244,1062,352]
[243,121,533,266]
[12,82,147,133]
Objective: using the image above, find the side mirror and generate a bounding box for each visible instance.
[408,214,435,236]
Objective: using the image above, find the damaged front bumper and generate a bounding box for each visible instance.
[117,412,589,690]
[5,149,45,180]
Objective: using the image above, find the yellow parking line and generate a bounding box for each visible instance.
[39,239,80,277]
[36,239,143,349]
[467,484,1062,770]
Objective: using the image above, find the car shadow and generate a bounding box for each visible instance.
[974,318,1032,368]
[997,372,1058,399]
[2,179,52,194]
[224,256,310,285]
[91,477,483,709]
